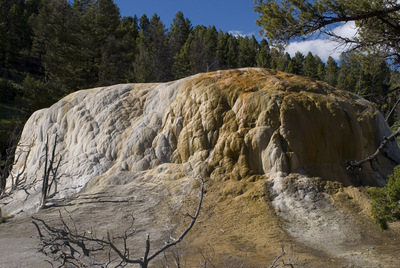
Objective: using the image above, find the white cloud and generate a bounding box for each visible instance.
[229,30,261,39]
[332,21,358,39]
[229,30,246,37]
[285,22,358,61]
[286,39,344,62]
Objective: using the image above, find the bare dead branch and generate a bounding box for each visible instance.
[32,220,44,239]
[347,126,400,171]
[32,211,106,267]
[171,248,185,268]
[198,244,216,268]
[268,246,287,268]
[48,156,62,199]
[268,245,296,268]
[146,178,204,264]
[0,123,24,196]
[10,143,32,191]
[40,134,61,209]
[32,177,205,268]
[385,95,400,122]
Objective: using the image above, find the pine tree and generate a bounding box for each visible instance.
[187,27,205,73]
[203,26,219,72]
[118,15,139,82]
[315,56,325,81]
[255,0,400,66]
[303,52,318,79]
[237,35,258,68]
[256,39,271,68]
[182,25,219,74]
[133,30,156,82]
[0,2,10,76]
[0,0,40,79]
[168,11,192,60]
[289,52,304,75]
[303,52,315,78]
[172,36,192,79]
[97,0,120,34]
[359,53,390,102]
[72,0,101,87]
[325,56,338,87]
[268,48,281,70]
[276,52,290,72]
[216,31,241,70]
[148,14,172,81]
[97,0,122,85]
[216,31,228,69]
[32,0,85,92]
[6,1,26,62]
[337,52,362,93]
[139,14,150,34]
[226,34,239,69]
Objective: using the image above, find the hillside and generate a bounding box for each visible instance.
[1,68,400,267]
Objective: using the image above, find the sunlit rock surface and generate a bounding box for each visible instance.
[4,68,400,215]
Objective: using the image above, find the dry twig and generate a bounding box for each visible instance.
[32,178,205,268]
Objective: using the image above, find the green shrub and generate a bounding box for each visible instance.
[368,165,400,230]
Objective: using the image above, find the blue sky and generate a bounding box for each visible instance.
[113,1,357,62]
[114,0,261,39]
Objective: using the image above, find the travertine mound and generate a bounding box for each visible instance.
[4,68,400,214]
[2,68,400,267]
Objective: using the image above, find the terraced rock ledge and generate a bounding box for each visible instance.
[1,68,400,267]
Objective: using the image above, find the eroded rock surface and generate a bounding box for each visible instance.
[2,68,400,267]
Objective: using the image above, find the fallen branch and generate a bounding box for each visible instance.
[385,95,400,122]
[347,126,400,171]
[268,245,296,268]
[32,177,205,268]
[147,178,204,264]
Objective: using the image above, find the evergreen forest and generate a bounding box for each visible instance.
[1,0,399,162]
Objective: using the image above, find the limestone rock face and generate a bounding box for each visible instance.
[4,68,400,215]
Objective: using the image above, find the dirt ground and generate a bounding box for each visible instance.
[1,172,400,268]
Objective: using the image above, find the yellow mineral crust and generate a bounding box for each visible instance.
[167,68,399,186]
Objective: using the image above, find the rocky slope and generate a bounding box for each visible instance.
[1,68,400,267]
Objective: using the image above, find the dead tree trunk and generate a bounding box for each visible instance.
[0,156,7,196]
[10,144,31,191]
[0,123,24,195]
[39,134,61,209]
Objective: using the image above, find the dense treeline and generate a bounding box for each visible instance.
[0,0,399,156]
